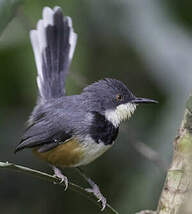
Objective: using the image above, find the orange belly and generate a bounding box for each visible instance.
[33,139,84,168]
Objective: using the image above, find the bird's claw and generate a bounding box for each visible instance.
[52,167,68,191]
[53,174,68,190]
[85,184,106,211]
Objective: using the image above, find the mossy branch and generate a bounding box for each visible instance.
[156,94,192,214]
[0,161,118,214]
[136,94,192,214]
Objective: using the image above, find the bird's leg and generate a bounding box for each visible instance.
[76,167,106,211]
[52,166,68,191]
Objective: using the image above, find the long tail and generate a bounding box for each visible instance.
[30,6,77,101]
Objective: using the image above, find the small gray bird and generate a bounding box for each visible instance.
[15,6,157,210]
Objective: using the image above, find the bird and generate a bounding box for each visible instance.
[15,6,157,210]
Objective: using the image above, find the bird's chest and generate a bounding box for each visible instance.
[76,137,113,166]
[76,112,119,166]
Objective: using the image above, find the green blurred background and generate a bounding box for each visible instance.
[1,0,192,213]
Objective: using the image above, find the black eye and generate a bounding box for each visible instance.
[116,94,123,102]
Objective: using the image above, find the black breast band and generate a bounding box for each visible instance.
[89,112,119,145]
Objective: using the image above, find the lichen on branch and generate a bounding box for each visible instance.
[157,94,192,214]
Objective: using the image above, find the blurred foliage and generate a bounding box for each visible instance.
[166,0,192,27]
[0,0,192,214]
[0,0,23,34]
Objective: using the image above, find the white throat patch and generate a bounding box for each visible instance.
[105,103,136,127]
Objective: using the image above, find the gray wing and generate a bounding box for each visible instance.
[30,6,77,101]
[15,108,73,153]
[15,96,91,153]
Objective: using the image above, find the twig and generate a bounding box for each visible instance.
[131,140,167,172]
[0,161,118,214]
[136,211,156,214]
[121,126,167,172]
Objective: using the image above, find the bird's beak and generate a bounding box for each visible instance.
[130,97,158,104]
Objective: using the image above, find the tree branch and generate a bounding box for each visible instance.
[156,94,192,214]
[0,161,118,214]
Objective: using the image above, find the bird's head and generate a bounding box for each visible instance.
[82,78,157,127]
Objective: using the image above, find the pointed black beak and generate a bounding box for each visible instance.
[130,97,158,104]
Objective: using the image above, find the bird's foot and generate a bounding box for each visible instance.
[85,184,106,211]
[52,166,68,191]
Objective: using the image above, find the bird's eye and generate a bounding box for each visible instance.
[116,94,123,102]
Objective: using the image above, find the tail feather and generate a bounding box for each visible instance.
[30,6,77,100]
